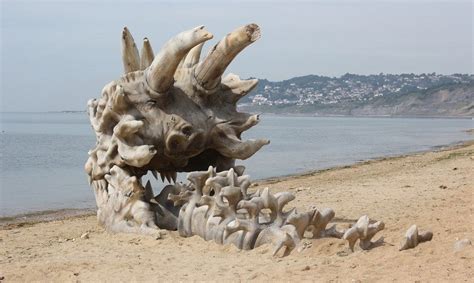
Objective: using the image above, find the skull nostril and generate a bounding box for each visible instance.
[166,134,188,154]
[170,140,179,150]
[182,126,193,137]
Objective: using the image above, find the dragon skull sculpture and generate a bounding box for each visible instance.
[85,24,269,233]
[84,24,387,256]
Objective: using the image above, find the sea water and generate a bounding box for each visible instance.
[0,112,472,217]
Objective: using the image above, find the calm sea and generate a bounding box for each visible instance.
[0,112,472,217]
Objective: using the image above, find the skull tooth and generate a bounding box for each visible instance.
[151,170,158,180]
[160,171,165,182]
[171,171,177,183]
[144,180,154,201]
[165,172,172,183]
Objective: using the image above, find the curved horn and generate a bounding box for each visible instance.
[140,38,154,70]
[222,73,259,103]
[213,135,269,160]
[174,42,205,82]
[194,23,260,92]
[121,27,140,73]
[182,42,204,68]
[146,25,213,93]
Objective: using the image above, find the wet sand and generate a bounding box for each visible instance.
[1,141,473,282]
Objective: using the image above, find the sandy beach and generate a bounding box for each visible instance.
[1,141,473,282]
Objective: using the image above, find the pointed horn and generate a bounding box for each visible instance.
[174,42,205,82]
[146,25,213,93]
[230,113,260,133]
[213,134,269,160]
[222,73,258,103]
[194,23,260,92]
[121,27,140,74]
[140,38,154,70]
[182,42,204,68]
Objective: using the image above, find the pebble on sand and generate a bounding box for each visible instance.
[453,239,471,252]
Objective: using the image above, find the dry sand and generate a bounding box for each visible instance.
[1,141,473,282]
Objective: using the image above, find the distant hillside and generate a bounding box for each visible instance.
[350,83,474,117]
[239,73,473,117]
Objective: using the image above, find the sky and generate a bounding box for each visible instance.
[0,0,472,112]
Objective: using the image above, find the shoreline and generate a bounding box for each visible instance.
[2,110,473,119]
[0,208,96,229]
[2,139,472,228]
[253,139,473,185]
[241,111,474,120]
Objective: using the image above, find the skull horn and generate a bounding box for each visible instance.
[194,23,260,93]
[140,38,154,70]
[121,27,140,74]
[182,42,204,69]
[146,25,213,93]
